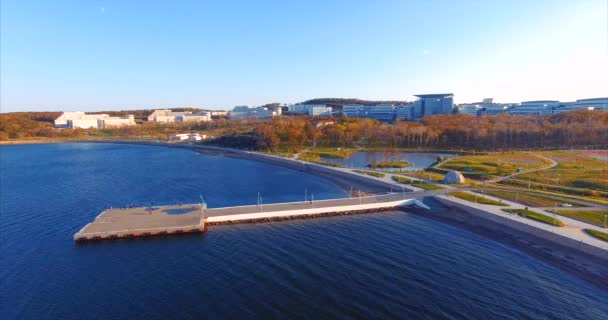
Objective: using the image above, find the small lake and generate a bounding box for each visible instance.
[321,151,454,170]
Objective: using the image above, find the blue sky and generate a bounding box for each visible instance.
[1,0,607,112]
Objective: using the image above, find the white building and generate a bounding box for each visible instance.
[55,112,136,129]
[175,112,212,123]
[147,109,209,123]
[55,112,109,128]
[98,115,136,128]
[228,106,278,120]
[67,118,102,129]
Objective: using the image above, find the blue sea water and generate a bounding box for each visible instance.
[1,143,607,320]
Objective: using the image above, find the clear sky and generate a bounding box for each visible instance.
[1,0,607,112]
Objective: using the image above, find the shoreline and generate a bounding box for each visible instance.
[9,139,608,290]
[418,197,608,290]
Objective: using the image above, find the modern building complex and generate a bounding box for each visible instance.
[308,106,333,117]
[228,106,279,120]
[508,100,561,116]
[457,98,512,116]
[284,104,332,117]
[412,94,454,120]
[456,97,608,117]
[54,112,136,129]
[343,104,414,121]
[571,98,608,111]
[147,109,211,123]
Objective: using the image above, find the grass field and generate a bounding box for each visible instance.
[353,170,386,178]
[448,191,508,206]
[392,176,445,190]
[481,189,586,207]
[397,170,445,182]
[299,153,345,168]
[308,147,358,159]
[584,229,608,242]
[439,152,552,176]
[549,209,607,228]
[369,160,410,168]
[514,151,608,193]
[502,208,565,227]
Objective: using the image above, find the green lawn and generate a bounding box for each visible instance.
[482,189,586,207]
[550,209,607,228]
[353,170,386,178]
[309,147,358,159]
[449,191,508,206]
[440,153,552,176]
[584,229,608,242]
[502,208,565,227]
[299,153,345,168]
[397,170,444,182]
[392,176,445,190]
[514,151,608,193]
[369,160,410,168]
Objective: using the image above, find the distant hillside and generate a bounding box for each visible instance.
[301,98,412,106]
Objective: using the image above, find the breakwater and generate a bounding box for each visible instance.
[74,193,429,242]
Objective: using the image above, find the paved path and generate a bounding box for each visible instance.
[439,191,608,250]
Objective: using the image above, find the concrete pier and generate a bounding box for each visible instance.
[74,193,429,242]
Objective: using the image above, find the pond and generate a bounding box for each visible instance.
[321,151,454,171]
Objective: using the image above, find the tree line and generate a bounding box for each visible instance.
[2,109,607,151]
[246,110,608,151]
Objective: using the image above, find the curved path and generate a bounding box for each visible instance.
[487,152,558,183]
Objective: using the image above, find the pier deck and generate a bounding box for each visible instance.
[74,193,428,242]
[74,204,204,241]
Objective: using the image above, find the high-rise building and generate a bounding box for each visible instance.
[413,94,454,119]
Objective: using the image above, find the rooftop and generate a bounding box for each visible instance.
[414,94,454,98]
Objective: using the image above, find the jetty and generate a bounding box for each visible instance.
[74,193,429,242]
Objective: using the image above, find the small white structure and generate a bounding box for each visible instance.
[443,171,466,184]
[170,133,206,142]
